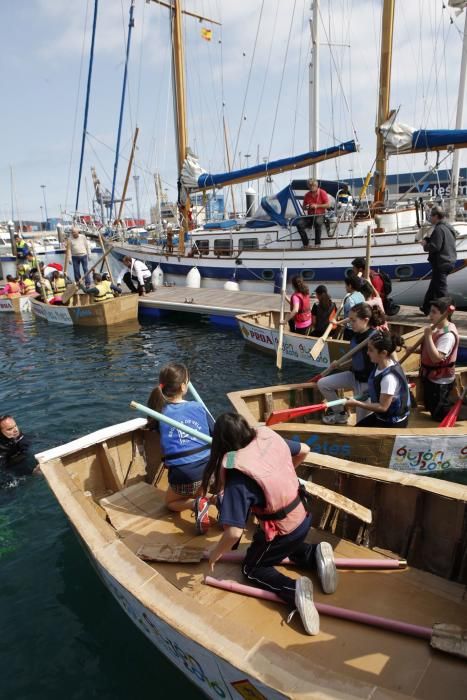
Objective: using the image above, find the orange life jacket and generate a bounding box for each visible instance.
[420,322,459,382]
[222,426,306,541]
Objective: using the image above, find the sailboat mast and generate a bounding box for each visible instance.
[172,0,189,252]
[449,7,467,220]
[373,0,395,206]
[309,0,320,179]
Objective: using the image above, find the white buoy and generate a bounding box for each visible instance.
[152,264,164,288]
[186,266,201,288]
[224,279,240,291]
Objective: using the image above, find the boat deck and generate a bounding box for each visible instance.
[100,479,467,700]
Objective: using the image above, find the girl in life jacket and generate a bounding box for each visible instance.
[202,413,336,636]
[318,303,386,425]
[419,297,459,421]
[285,276,312,335]
[346,331,410,428]
[147,363,215,535]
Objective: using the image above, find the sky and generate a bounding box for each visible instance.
[0,0,466,223]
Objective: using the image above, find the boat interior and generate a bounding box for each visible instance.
[38,418,467,699]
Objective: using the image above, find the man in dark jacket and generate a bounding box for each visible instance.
[0,415,33,479]
[420,206,457,315]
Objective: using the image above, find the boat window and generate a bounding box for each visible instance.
[214,239,233,256]
[194,239,209,254]
[261,270,275,281]
[302,270,315,281]
[239,238,258,250]
[395,265,413,279]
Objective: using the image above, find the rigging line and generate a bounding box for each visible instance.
[75,0,99,214]
[245,0,280,157]
[145,14,172,177]
[135,0,146,123]
[290,0,307,155]
[420,2,445,129]
[267,0,298,158]
[64,0,91,213]
[121,0,135,139]
[232,0,266,169]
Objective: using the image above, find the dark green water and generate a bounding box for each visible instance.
[0,313,311,700]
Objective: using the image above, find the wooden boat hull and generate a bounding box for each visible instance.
[228,370,467,473]
[30,294,139,327]
[0,295,31,314]
[36,420,467,699]
[237,310,423,371]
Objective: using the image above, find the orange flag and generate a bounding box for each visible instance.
[201,27,212,41]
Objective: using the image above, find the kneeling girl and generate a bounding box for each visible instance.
[203,413,337,636]
[147,362,214,534]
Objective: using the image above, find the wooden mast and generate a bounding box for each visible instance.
[172,0,189,254]
[373,0,395,208]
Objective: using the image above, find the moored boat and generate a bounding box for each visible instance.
[36,418,467,699]
[237,309,424,371]
[30,293,138,327]
[228,369,467,474]
[0,295,32,314]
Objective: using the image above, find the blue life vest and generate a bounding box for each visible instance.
[367,363,410,424]
[159,402,211,467]
[351,329,374,382]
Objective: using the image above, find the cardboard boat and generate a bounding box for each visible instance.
[237,309,424,371]
[0,294,32,314]
[35,419,467,699]
[30,293,138,327]
[227,369,467,474]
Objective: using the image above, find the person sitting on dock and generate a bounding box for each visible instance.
[345,332,410,428]
[147,363,214,534]
[117,256,153,296]
[342,273,365,340]
[286,276,312,335]
[309,285,337,337]
[202,412,336,636]
[294,179,331,248]
[0,275,21,297]
[81,272,118,302]
[0,415,37,483]
[317,303,386,425]
[419,297,459,421]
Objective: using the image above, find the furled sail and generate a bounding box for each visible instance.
[180,140,357,194]
[381,120,467,155]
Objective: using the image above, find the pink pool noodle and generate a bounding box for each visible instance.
[204,576,431,640]
[206,551,406,569]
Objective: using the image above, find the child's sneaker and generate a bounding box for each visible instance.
[322,410,348,425]
[315,542,337,594]
[193,496,210,535]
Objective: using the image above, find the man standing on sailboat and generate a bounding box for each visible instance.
[294,180,331,248]
[69,226,92,287]
[420,206,457,315]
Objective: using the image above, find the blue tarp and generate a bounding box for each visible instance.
[412,129,467,151]
[197,140,357,189]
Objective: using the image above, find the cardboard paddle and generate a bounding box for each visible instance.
[30,240,49,304]
[309,300,343,360]
[276,267,288,369]
[61,247,113,304]
[398,305,455,365]
[438,386,467,428]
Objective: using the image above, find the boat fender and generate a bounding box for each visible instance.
[152,264,164,288]
[224,280,240,291]
[186,266,201,289]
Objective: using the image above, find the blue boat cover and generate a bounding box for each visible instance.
[197,140,357,189]
[412,129,467,151]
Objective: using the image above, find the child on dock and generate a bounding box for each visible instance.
[147,363,214,534]
[345,331,410,428]
[317,302,386,425]
[419,297,459,421]
[202,413,335,636]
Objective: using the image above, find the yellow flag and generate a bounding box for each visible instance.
[201,27,212,41]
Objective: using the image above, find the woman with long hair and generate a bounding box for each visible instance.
[202,413,336,636]
[147,362,214,534]
[310,284,337,337]
[286,275,312,335]
[346,331,410,427]
[317,302,386,425]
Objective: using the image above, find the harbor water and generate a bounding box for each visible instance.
[0,312,312,700]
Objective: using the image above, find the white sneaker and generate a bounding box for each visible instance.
[322,410,348,425]
[294,576,320,635]
[315,542,338,594]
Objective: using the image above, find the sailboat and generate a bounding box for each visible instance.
[111,0,467,309]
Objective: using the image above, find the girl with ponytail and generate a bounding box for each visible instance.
[147,362,214,534]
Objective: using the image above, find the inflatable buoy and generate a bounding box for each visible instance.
[224,280,240,291]
[186,266,201,288]
[152,264,164,288]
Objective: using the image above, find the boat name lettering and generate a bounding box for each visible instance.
[73,308,93,318]
[300,434,351,458]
